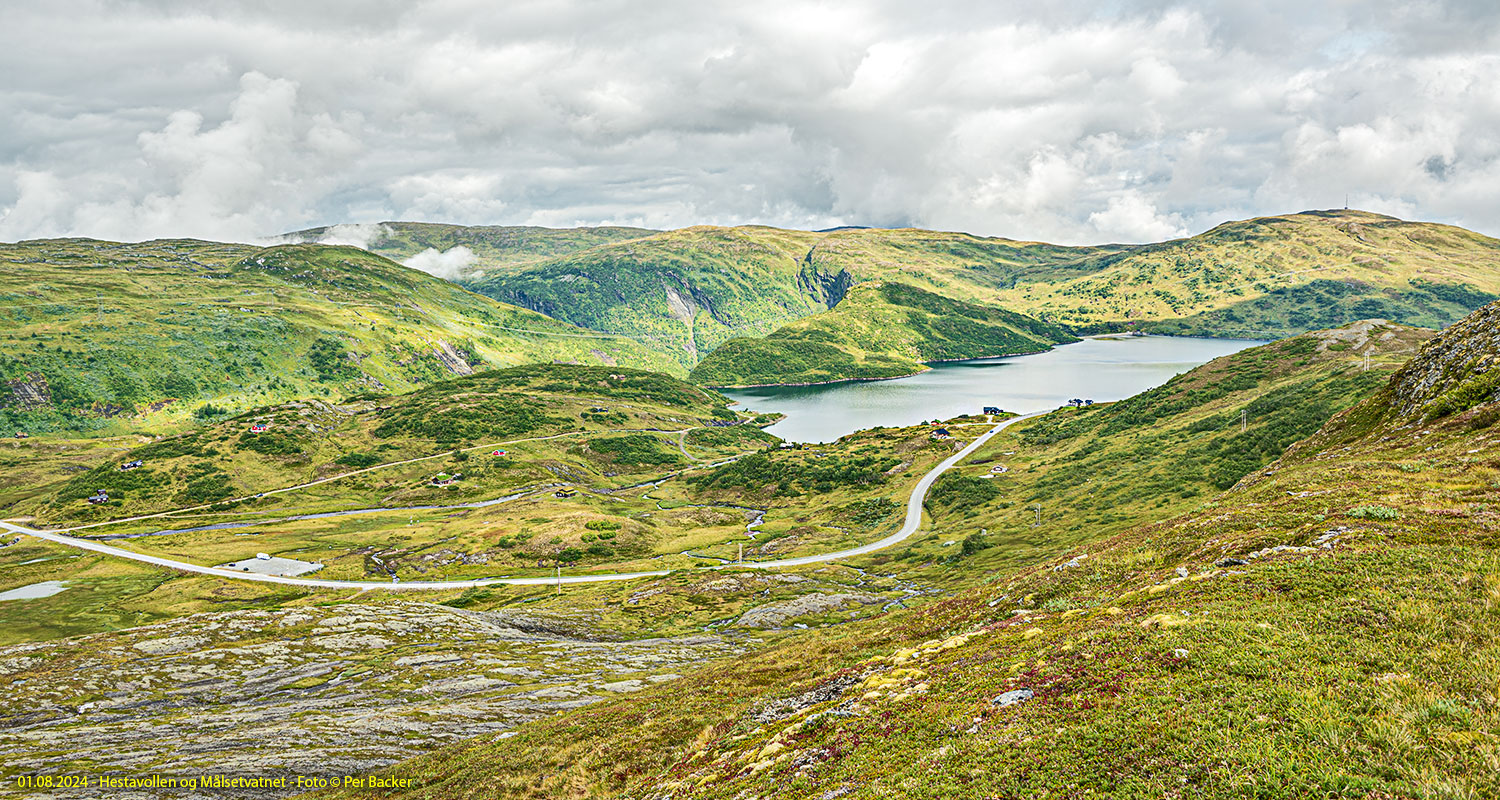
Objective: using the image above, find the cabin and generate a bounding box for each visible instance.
[589,407,610,413]
[13,432,28,439]
[983,406,1001,415]
[554,488,578,498]
[931,428,952,440]
[248,424,269,433]
[490,449,507,456]
[87,490,108,505]
[119,459,143,471]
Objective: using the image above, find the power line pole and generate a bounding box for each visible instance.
[1031,504,1042,527]
[1241,409,1247,432]
[556,564,562,596]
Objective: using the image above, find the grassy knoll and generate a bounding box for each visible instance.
[309,307,1500,800]
[0,238,678,437]
[690,282,1078,386]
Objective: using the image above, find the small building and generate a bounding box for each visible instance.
[87,490,108,505]
[255,553,271,561]
[589,406,609,413]
[983,406,1001,415]
[13,432,28,439]
[249,424,269,433]
[554,488,578,499]
[119,460,143,471]
[490,449,507,456]
[931,428,952,440]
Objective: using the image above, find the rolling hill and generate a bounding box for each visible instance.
[0,239,680,436]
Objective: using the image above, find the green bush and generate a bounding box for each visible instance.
[335,452,381,467]
[1347,504,1400,520]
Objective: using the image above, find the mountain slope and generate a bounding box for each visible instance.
[690,282,1078,386]
[0,239,680,435]
[323,305,1500,799]
[465,226,834,370]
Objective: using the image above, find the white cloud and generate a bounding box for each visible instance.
[315,223,390,249]
[403,245,478,279]
[0,1,1498,245]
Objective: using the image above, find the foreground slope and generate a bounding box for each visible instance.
[0,239,679,436]
[324,304,1500,799]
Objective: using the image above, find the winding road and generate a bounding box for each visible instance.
[0,413,1034,590]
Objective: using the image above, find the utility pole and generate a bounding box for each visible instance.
[1363,352,1370,372]
[1241,409,1247,432]
[1031,504,1042,527]
[556,564,562,596]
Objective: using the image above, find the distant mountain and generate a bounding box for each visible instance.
[0,239,679,435]
[437,210,1500,382]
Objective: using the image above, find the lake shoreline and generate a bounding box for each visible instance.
[706,348,1052,390]
[722,335,1269,443]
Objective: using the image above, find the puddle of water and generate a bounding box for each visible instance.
[0,580,70,600]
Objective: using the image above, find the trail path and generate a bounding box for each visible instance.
[2,415,1034,589]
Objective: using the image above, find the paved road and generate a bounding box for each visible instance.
[1,414,1034,590]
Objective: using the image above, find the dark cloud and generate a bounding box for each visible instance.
[2,0,1498,246]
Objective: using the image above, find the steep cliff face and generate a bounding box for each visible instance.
[1385,299,1500,420]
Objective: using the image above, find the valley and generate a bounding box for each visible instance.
[2,212,1499,800]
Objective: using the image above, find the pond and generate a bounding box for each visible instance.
[0,581,70,601]
[721,335,1269,443]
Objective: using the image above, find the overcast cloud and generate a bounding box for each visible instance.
[2,0,1498,246]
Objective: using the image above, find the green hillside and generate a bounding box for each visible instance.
[284,221,657,276]
[0,239,680,436]
[452,210,1500,383]
[315,307,1500,799]
[691,281,1078,386]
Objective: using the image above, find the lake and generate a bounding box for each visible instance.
[721,335,1268,443]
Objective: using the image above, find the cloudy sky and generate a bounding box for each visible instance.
[2,0,1498,247]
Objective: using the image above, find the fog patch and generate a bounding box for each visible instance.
[317,223,390,250]
[403,245,477,280]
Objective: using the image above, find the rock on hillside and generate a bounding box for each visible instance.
[1385,299,1500,420]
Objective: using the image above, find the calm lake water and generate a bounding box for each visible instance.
[721,335,1268,443]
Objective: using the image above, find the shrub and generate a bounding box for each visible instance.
[335,452,381,467]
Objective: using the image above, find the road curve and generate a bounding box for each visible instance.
[1,414,1036,590]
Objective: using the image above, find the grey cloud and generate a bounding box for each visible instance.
[1,1,1498,246]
